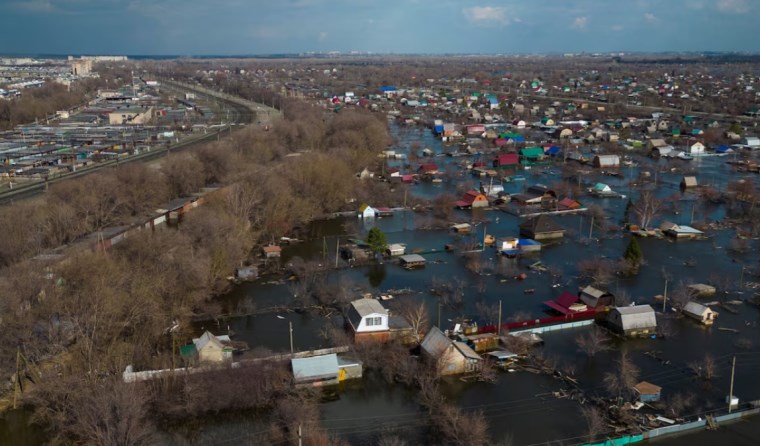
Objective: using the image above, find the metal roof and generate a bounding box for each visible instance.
[291,354,339,381]
[399,254,426,263]
[454,342,482,361]
[487,350,518,360]
[350,298,387,318]
[612,305,657,331]
[421,326,451,359]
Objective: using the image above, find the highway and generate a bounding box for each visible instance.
[0,82,278,206]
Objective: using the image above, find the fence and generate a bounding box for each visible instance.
[511,319,594,334]
[575,405,760,445]
[581,434,643,446]
[479,309,598,334]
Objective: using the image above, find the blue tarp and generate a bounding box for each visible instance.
[716,145,730,153]
[380,86,397,92]
[546,146,561,156]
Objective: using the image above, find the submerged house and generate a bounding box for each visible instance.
[358,204,377,219]
[544,291,588,314]
[579,286,614,308]
[262,244,282,259]
[347,298,389,339]
[454,190,489,209]
[421,327,482,376]
[511,184,557,208]
[291,353,363,387]
[607,305,657,337]
[493,153,519,169]
[519,215,565,240]
[681,176,698,188]
[593,154,620,168]
[399,254,426,269]
[683,301,718,326]
[589,183,617,197]
[660,222,704,239]
[386,243,406,256]
[634,381,662,403]
[191,331,233,363]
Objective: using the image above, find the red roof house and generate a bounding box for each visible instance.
[454,190,489,209]
[544,292,587,314]
[418,163,439,174]
[493,153,519,168]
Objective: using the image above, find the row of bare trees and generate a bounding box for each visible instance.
[0,92,402,444]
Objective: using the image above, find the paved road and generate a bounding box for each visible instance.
[0,82,278,206]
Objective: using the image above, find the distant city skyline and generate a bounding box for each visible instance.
[0,0,756,55]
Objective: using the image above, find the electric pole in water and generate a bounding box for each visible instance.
[729,355,736,413]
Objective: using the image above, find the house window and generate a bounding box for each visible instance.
[365,316,382,327]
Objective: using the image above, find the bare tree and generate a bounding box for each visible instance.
[575,327,611,358]
[577,257,616,286]
[666,392,697,418]
[393,300,429,344]
[689,354,718,381]
[581,406,607,443]
[632,190,665,229]
[436,404,490,446]
[31,376,156,446]
[603,351,640,400]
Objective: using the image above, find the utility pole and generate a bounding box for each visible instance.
[298,424,303,446]
[437,302,441,328]
[289,321,294,354]
[335,237,340,268]
[589,215,594,240]
[497,300,502,336]
[690,202,696,225]
[13,347,20,409]
[662,279,668,313]
[728,355,736,413]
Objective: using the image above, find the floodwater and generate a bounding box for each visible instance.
[3,122,760,445]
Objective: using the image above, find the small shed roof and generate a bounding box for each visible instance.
[683,301,712,317]
[634,381,662,395]
[291,354,339,381]
[681,176,698,187]
[581,286,607,299]
[486,350,518,360]
[399,254,426,263]
[453,341,482,360]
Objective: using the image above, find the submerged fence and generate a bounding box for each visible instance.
[578,405,760,446]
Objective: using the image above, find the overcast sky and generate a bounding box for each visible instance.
[0,0,756,55]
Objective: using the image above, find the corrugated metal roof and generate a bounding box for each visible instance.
[291,354,339,381]
[400,254,426,263]
[683,301,710,316]
[454,342,481,360]
[350,299,387,318]
[421,327,451,359]
[614,305,657,331]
